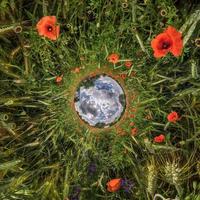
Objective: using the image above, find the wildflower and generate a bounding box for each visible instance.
[107,178,122,192]
[151,26,183,58]
[125,60,133,69]
[167,111,179,123]
[36,16,60,40]
[69,197,78,200]
[55,75,63,83]
[120,74,127,80]
[88,162,96,175]
[121,179,134,193]
[131,128,138,136]
[107,53,120,64]
[154,134,165,143]
[69,186,81,200]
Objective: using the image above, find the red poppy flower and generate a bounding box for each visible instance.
[151,26,183,58]
[120,74,127,80]
[55,75,63,83]
[36,16,60,40]
[154,134,165,143]
[167,111,179,123]
[107,178,122,192]
[131,128,138,136]
[107,53,120,64]
[125,61,133,69]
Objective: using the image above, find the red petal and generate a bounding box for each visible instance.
[36,16,59,40]
[165,26,183,57]
[154,134,165,143]
[153,50,168,58]
[151,33,172,58]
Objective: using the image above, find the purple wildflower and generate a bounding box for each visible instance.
[88,162,97,175]
[121,178,134,193]
[69,186,81,200]
[69,197,78,200]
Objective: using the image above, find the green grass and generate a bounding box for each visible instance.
[0,0,200,199]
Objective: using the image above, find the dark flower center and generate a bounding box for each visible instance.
[47,25,53,32]
[162,41,170,49]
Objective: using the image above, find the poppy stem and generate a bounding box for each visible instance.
[164,122,170,131]
[134,31,150,56]
[23,52,29,76]
[42,0,48,16]
[114,64,123,69]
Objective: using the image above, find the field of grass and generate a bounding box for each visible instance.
[0,0,200,199]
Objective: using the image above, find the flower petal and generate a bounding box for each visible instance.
[151,33,172,58]
[165,26,183,57]
[107,178,121,192]
[36,16,59,40]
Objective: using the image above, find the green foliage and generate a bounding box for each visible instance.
[0,0,200,200]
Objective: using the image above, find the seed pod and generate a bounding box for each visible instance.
[13,26,22,33]
[87,10,96,21]
[0,114,9,121]
[160,9,167,17]
[122,2,128,9]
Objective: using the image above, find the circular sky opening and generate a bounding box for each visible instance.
[74,74,126,128]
